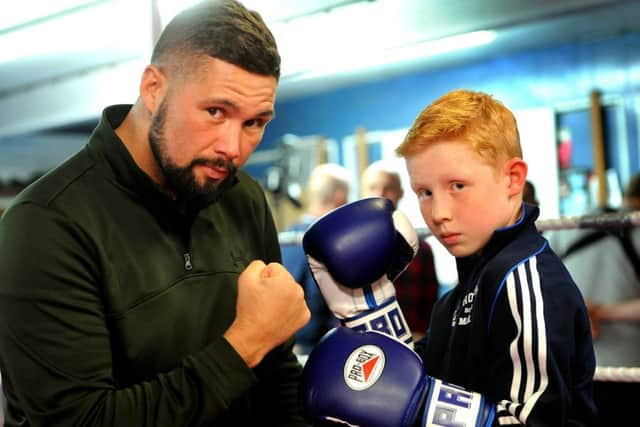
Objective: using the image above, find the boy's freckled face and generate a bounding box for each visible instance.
[406,140,514,257]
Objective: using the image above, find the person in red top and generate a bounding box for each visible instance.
[361,160,439,340]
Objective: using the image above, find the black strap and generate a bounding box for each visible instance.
[561,229,640,281]
[617,228,640,280]
[561,230,609,259]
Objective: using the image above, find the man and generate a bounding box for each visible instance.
[547,172,640,367]
[546,172,640,424]
[0,1,310,426]
[280,163,350,354]
[361,160,439,340]
[523,180,539,206]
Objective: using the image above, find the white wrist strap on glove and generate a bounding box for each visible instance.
[307,255,396,318]
[307,255,413,346]
[422,378,496,427]
[342,298,413,346]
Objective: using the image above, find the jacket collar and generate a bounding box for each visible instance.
[456,203,540,284]
[87,105,238,224]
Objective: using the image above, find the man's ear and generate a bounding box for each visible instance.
[139,64,166,113]
[504,157,528,197]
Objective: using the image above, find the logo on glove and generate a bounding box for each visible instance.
[343,345,385,391]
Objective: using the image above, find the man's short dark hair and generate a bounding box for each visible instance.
[151,0,280,80]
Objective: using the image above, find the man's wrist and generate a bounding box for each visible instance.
[224,322,267,368]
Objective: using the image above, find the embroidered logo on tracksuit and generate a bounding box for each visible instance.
[452,286,477,327]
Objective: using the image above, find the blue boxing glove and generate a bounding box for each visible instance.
[302,328,496,427]
[302,327,428,427]
[303,197,418,345]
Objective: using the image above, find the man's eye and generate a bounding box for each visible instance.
[244,118,265,129]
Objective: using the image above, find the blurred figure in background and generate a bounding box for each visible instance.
[547,172,640,424]
[583,173,640,337]
[281,163,350,354]
[548,172,640,366]
[624,172,640,210]
[361,160,439,340]
[523,180,539,206]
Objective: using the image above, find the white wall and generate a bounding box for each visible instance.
[514,107,559,219]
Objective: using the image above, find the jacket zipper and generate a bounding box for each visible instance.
[183,252,193,271]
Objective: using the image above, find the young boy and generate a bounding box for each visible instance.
[396,89,597,425]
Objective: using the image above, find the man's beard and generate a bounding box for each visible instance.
[148,99,237,205]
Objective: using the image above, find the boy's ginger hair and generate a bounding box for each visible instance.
[396,89,522,169]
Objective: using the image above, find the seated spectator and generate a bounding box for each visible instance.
[547,173,640,367]
[280,163,350,354]
[361,160,439,340]
[523,180,539,206]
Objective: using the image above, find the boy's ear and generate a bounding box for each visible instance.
[504,157,528,197]
[139,64,166,114]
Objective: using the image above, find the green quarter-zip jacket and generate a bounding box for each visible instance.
[0,105,307,426]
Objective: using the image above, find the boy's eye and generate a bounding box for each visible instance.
[207,107,223,118]
[452,182,465,191]
[418,189,432,199]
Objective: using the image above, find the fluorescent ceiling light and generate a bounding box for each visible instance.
[284,30,497,81]
[240,0,364,23]
[0,0,97,32]
[0,1,148,65]
[155,0,202,28]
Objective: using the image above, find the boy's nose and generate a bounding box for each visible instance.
[431,196,452,223]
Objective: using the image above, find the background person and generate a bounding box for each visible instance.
[360,160,439,341]
[546,172,640,425]
[547,172,640,367]
[523,179,539,206]
[0,1,310,425]
[280,163,350,354]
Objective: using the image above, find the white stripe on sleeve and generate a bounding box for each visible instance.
[504,257,549,423]
[519,257,549,420]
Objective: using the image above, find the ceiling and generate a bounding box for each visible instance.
[0,0,639,134]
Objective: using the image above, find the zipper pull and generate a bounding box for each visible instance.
[183,252,193,271]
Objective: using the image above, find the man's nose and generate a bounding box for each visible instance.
[215,121,242,160]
